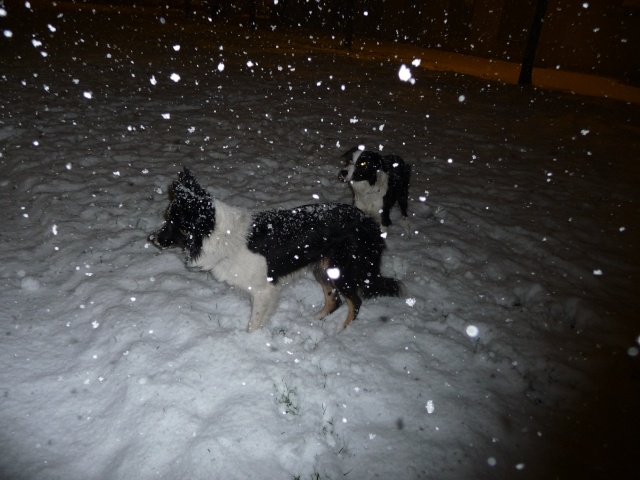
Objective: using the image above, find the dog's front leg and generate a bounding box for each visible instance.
[247,285,280,332]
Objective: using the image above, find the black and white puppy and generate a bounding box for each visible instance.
[339,147,411,231]
[149,168,401,332]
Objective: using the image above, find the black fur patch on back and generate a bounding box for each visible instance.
[380,154,411,192]
[246,203,384,283]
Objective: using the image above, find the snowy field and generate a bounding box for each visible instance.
[1,2,639,479]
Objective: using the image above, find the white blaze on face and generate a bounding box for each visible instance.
[343,163,355,181]
[343,148,364,182]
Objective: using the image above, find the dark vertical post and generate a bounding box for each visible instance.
[249,0,257,30]
[343,0,355,49]
[518,0,549,85]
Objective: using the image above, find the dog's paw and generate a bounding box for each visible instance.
[314,310,328,320]
[247,322,263,333]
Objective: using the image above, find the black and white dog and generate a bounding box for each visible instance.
[148,168,401,332]
[339,147,411,231]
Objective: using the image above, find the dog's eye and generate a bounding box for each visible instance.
[360,162,366,166]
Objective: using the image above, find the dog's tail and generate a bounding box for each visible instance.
[362,275,402,299]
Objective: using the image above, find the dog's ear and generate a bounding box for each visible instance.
[343,147,357,158]
[173,172,213,212]
[180,167,198,189]
[176,168,211,199]
[172,180,187,198]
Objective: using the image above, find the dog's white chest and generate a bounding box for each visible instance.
[351,170,389,219]
[189,202,269,291]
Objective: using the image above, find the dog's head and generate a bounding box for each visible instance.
[339,147,383,186]
[148,168,216,260]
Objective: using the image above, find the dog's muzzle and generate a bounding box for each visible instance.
[148,232,165,249]
[148,223,184,249]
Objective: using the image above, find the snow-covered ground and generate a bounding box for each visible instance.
[1,2,639,479]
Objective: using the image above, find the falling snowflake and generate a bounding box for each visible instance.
[398,64,412,82]
[327,268,340,280]
[426,400,435,414]
[466,325,479,337]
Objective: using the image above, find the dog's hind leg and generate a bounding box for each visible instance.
[313,261,342,320]
[340,294,362,331]
[380,192,396,229]
[332,272,362,330]
[398,165,411,219]
[398,188,409,220]
[247,284,280,332]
